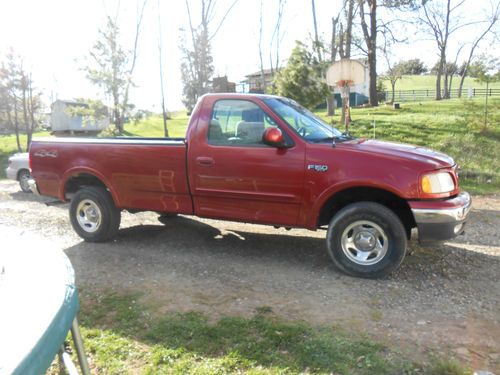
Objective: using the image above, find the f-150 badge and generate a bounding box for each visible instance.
[307,164,328,172]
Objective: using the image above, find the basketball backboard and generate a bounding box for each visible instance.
[326,59,366,86]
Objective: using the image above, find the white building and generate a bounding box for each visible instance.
[50,100,109,133]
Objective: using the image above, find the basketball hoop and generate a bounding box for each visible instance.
[326,59,366,134]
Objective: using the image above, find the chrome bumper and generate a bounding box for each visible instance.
[28,179,40,196]
[411,192,472,241]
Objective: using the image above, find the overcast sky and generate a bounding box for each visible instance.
[0,0,498,111]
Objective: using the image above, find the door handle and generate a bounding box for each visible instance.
[196,156,215,166]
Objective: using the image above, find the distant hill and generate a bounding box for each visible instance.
[381,75,500,91]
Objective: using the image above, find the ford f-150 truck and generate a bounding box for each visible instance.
[29,93,471,278]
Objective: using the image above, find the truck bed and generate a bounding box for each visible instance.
[30,137,193,214]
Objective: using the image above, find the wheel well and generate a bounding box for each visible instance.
[318,187,416,238]
[64,173,109,201]
[17,168,30,180]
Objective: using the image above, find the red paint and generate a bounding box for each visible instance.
[30,93,463,230]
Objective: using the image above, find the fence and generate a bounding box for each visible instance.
[385,88,500,102]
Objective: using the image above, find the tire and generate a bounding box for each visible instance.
[69,186,121,242]
[326,202,407,278]
[18,170,32,193]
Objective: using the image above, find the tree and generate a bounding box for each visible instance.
[359,0,417,106]
[180,0,240,111]
[467,58,489,78]
[269,0,287,77]
[83,1,147,133]
[0,50,41,151]
[419,0,478,100]
[457,1,499,98]
[382,58,404,103]
[273,41,329,109]
[359,0,379,106]
[311,0,322,62]
[397,58,427,75]
[473,56,500,131]
[157,0,169,136]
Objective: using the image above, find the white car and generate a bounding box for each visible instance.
[5,153,31,193]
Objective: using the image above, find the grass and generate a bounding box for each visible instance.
[318,97,500,194]
[54,290,469,375]
[381,74,500,92]
[0,132,49,179]
[119,112,189,138]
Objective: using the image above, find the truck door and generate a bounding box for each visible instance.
[188,98,305,226]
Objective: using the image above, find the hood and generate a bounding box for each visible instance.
[339,139,455,170]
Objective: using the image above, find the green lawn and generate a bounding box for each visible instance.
[317,98,499,194]
[52,290,467,375]
[381,74,500,92]
[121,112,189,138]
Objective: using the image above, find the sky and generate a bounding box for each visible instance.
[0,0,498,111]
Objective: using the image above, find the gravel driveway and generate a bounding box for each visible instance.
[0,180,498,371]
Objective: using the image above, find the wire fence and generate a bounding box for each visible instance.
[385,88,500,102]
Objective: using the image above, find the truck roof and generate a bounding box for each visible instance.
[201,92,284,101]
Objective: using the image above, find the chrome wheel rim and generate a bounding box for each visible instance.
[76,199,102,233]
[341,220,388,266]
[20,174,30,191]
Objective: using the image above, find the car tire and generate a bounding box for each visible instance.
[326,202,407,278]
[69,186,121,242]
[18,169,32,193]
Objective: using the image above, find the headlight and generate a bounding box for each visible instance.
[421,172,455,194]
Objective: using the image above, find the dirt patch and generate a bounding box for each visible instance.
[1,180,498,371]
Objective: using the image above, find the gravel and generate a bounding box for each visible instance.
[0,180,498,371]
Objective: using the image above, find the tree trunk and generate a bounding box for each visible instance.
[458,72,466,98]
[326,92,335,116]
[331,17,338,62]
[443,70,449,99]
[368,50,377,106]
[27,76,35,148]
[311,0,322,62]
[345,0,354,58]
[360,0,378,107]
[391,81,396,103]
[22,79,30,150]
[435,55,444,100]
[13,97,22,152]
[448,74,453,98]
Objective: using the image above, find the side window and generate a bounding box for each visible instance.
[208,100,278,146]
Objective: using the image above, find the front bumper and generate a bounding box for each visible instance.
[28,179,41,196]
[410,192,472,242]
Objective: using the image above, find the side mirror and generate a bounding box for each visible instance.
[262,127,286,148]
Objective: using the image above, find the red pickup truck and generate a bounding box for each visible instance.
[29,93,471,278]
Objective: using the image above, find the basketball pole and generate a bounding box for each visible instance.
[338,80,352,134]
[326,59,364,135]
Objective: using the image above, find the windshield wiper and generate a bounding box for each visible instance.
[312,134,352,143]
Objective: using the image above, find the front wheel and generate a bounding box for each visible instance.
[69,186,121,242]
[326,202,407,278]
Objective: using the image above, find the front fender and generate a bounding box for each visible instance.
[306,180,407,229]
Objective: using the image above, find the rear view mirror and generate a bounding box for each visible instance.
[262,127,286,148]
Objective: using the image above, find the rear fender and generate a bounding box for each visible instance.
[60,167,120,206]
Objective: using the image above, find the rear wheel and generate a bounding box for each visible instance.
[69,187,121,242]
[18,170,31,193]
[326,202,407,278]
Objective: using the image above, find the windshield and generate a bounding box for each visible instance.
[264,98,346,142]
